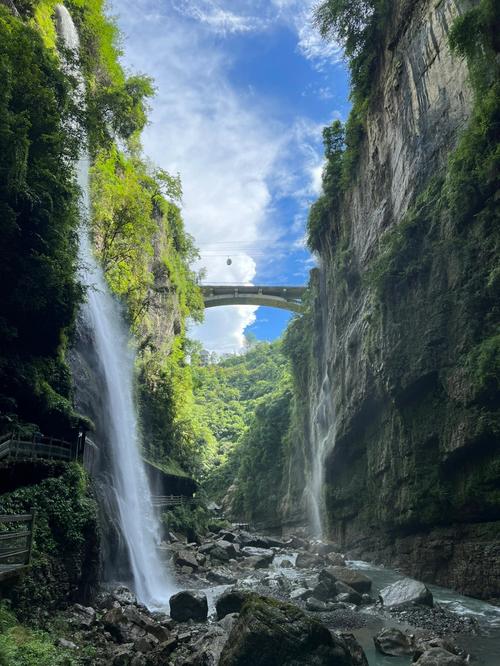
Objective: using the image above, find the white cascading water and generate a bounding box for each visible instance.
[308,367,335,537]
[56,5,173,607]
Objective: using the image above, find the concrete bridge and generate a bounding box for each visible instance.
[201,284,306,313]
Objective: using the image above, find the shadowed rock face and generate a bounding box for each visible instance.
[218,595,363,666]
[280,0,500,601]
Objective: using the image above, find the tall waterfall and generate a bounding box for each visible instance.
[56,5,173,607]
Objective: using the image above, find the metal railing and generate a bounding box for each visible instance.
[0,509,36,581]
[0,432,82,463]
[152,495,197,509]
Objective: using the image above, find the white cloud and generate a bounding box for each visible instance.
[114,0,285,351]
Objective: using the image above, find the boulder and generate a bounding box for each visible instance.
[236,531,275,549]
[122,606,170,642]
[68,603,96,629]
[335,632,369,666]
[306,597,328,612]
[216,589,251,620]
[379,578,433,609]
[219,595,362,665]
[295,552,322,569]
[373,628,413,656]
[280,559,294,568]
[414,648,466,665]
[207,569,237,585]
[112,586,138,606]
[311,578,337,602]
[174,549,199,570]
[169,591,208,622]
[241,547,274,567]
[326,567,372,594]
[198,541,216,555]
[102,607,145,643]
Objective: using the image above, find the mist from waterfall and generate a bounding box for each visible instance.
[56,4,173,607]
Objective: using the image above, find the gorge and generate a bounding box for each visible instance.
[0,0,498,664]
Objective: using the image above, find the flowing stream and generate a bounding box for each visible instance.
[56,4,173,608]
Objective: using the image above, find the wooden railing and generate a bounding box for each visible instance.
[0,432,82,463]
[0,509,36,581]
[152,495,197,509]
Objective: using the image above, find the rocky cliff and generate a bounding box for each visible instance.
[285,0,499,601]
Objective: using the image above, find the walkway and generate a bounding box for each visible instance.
[0,432,82,464]
[201,284,306,313]
[0,510,36,582]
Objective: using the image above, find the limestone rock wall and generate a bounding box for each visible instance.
[286,0,500,600]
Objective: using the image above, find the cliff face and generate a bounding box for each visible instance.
[287,0,500,600]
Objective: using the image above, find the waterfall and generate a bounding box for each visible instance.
[56,4,174,607]
[308,367,335,537]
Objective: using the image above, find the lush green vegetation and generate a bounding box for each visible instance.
[307,0,389,252]
[0,6,84,438]
[0,464,99,616]
[192,340,294,523]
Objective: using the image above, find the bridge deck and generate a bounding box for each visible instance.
[201,284,306,313]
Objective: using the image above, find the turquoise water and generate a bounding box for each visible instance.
[349,560,500,665]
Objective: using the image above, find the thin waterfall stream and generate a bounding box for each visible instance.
[56,4,173,608]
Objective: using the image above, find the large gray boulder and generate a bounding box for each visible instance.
[379,578,433,609]
[241,547,274,567]
[169,591,208,622]
[324,567,372,594]
[373,628,413,656]
[218,594,364,665]
[295,552,323,569]
[173,549,199,570]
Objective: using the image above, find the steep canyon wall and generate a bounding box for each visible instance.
[284,0,500,601]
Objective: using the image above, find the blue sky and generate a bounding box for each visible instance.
[113,0,350,352]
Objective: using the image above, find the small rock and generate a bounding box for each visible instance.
[56,638,78,650]
[326,552,346,566]
[379,578,433,609]
[374,628,413,656]
[414,647,466,665]
[290,587,310,600]
[169,591,208,622]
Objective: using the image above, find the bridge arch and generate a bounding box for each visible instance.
[201,285,306,314]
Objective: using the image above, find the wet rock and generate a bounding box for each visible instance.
[219,531,237,542]
[210,541,239,562]
[286,535,309,550]
[112,586,138,606]
[326,567,372,594]
[319,569,362,603]
[336,632,369,666]
[219,595,363,665]
[336,591,362,605]
[216,589,251,620]
[198,541,216,555]
[280,559,294,568]
[374,628,414,656]
[413,647,466,665]
[290,587,311,600]
[112,644,134,665]
[169,591,208,623]
[379,578,433,609]
[219,612,240,633]
[326,552,346,566]
[185,625,230,665]
[296,552,323,568]
[241,546,274,562]
[67,603,96,629]
[102,607,143,643]
[414,638,463,659]
[174,549,199,570]
[306,597,328,612]
[122,605,170,642]
[206,568,237,585]
[312,578,337,602]
[134,636,158,653]
[311,541,341,556]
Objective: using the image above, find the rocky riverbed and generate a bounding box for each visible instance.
[38,526,500,665]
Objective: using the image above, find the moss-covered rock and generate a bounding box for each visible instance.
[219,594,362,665]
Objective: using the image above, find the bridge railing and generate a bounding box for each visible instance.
[0,432,82,463]
[0,509,36,581]
[152,495,197,509]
